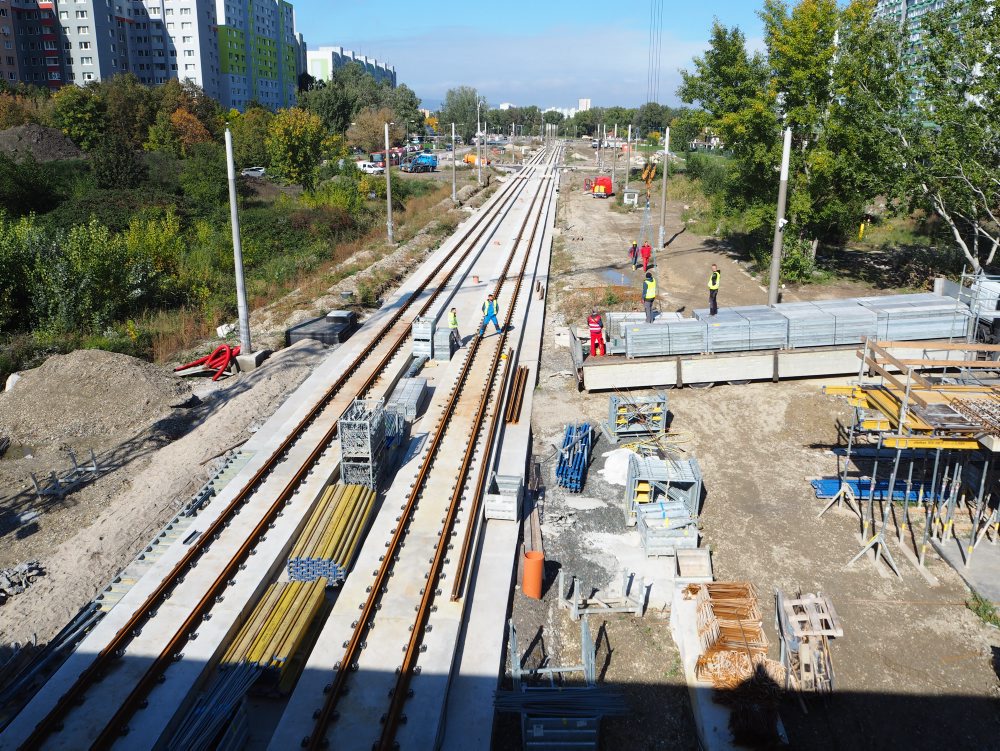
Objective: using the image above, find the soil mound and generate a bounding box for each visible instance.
[0,349,192,448]
[0,123,83,162]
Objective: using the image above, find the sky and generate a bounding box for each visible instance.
[294,1,766,111]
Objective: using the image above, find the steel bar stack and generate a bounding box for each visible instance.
[338,398,391,490]
[287,484,376,582]
[556,423,592,492]
[602,392,668,443]
[386,377,428,422]
[505,366,530,424]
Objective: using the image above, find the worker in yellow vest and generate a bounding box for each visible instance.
[708,264,721,316]
[448,307,461,349]
[642,272,657,323]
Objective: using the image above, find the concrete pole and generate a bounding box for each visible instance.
[624,124,632,191]
[477,100,483,186]
[658,127,670,249]
[598,123,604,169]
[384,121,394,245]
[451,122,457,203]
[224,127,251,354]
[767,127,793,306]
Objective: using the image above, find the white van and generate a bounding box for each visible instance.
[357,161,385,175]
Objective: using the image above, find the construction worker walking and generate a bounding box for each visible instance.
[479,294,502,336]
[448,307,461,349]
[708,264,721,316]
[642,272,657,323]
[587,308,605,356]
[628,240,638,270]
[640,242,653,272]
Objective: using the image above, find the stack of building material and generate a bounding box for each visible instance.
[605,311,652,340]
[775,589,840,694]
[811,299,878,345]
[556,423,592,492]
[695,308,750,352]
[602,392,668,443]
[637,501,699,556]
[734,305,789,349]
[411,315,435,359]
[685,582,779,690]
[623,454,702,525]
[287,484,376,582]
[860,296,970,340]
[775,301,836,347]
[385,377,428,421]
[624,320,708,357]
[338,398,393,490]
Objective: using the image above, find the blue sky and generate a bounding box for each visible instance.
[294,1,766,110]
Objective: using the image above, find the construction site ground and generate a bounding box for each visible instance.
[503,149,1000,749]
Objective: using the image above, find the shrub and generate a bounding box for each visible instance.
[91,137,147,189]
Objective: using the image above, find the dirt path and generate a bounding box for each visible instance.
[510,146,1000,750]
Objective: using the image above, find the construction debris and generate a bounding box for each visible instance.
[0,561,44,603]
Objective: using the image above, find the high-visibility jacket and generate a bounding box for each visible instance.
[643,278,657,299]
[708,270,721,290]
[482,299,499,317]
[448,311,459,329]
[587,314,603,332]
[640,244,652,259]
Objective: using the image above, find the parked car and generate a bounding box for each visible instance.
[357,161,385,175]
[240,167,266,178]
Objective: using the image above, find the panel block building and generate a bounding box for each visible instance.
[306,45,395,88]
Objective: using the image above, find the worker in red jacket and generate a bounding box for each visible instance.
[639,242,653,272]
[587,308,605,356]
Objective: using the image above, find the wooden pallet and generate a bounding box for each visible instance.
[782,593,843,638]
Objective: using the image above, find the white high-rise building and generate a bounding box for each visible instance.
[577,98,591,112]
[306,45,395,87]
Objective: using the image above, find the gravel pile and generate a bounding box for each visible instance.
[0,124,83,162]
[0,350,192,448]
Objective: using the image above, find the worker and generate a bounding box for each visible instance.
[479,294,502,336]
[448,306,461,349]
[708,264,721,316]
[628,240,638,270]
[642,272,657,323]
[640,242,653,272]
[587,308,605,357]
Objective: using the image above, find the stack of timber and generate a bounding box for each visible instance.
[287,484,376,582]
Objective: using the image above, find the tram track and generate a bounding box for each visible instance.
[6,151,550,751]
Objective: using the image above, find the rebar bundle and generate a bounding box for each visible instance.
[685,582,770,690]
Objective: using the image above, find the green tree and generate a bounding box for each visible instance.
[0,153,60,216]
[91,135,147,189]
[347,106,403,154]
[230,105,274,167]
[0,213,45,333]
[384,83,424,133]
[144,109,182,156]
[439,86,484,144]
[266,107,326,190]
[100,74,158,150]
[51,85,107,151]
[179,142,228,211]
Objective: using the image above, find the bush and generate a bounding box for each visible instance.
[0,153,61,216]
[180,142,228,212]
[91,137,147,189]
[685,152,729,196]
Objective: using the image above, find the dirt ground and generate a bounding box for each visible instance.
[509,146,1000,749]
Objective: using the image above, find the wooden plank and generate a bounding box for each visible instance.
[879,340,1000,352]
[861,360,931,408]
[863,343,933,389]
[897,359,1000,369]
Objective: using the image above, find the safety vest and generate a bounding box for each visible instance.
[483,300,499,316]
[709,270,721,290]
[644,278,657,299]
[448,311,458,329]
[588,314,603,332]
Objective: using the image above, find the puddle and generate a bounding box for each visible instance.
[601,268,630,285]
[1,443,34,461]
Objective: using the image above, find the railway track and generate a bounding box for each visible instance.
[2,150,552,751]
[287,147,561,751]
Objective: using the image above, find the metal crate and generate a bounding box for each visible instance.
[386,377,428,422]
[623,454,702,525]
[484,473,524,521]
[602,393,667,443]
[411,315,435,359]
[338,399,388,461]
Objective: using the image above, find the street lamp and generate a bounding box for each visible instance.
[476,96,484,186]
[384,120,394,244]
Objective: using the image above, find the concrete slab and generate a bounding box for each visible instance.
[932,535,1000,604]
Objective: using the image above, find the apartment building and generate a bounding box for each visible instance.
[307,46,396,88]
[0,0,21,85]
[215,0,299,111]
[9,0,63,89]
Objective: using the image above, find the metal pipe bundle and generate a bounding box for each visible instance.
[556,423,592,492]
[287,484,376,582]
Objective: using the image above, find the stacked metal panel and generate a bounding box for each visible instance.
[637,503,700,556]
[775,301,836,347]
[860,297,970,341]
[411,316,434,359]
[970,277,1000,319]
[695,308,750,352]
[733,305,789,349]
[433,326,455,361]
[287,484,376,582]
[605,312,651,340]
[603,393,668,443]
[624,320,707,357]
[811,299,878,345]
[623,454,702,525]
[386,377,428,421]
[339,399,389,490]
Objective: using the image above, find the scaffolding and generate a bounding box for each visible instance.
[820,338,1000,576]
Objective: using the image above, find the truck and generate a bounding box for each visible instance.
[401,153,438,173]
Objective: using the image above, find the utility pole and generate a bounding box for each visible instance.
[598,123,604,169]
[658,127,670,248]
[624,124,632,190]
[224,127,251,354]
[451,122,457,203]
[384,121,394,245]
[767,127,793,306]
[476,98,483,185]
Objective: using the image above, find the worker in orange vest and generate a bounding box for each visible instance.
[628,240,638,270]
[640,242,653,272]
[587,308,605,356]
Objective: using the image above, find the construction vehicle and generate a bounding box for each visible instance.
[463,153,491,166]
[401,153,438,173]
[591,175,613,198]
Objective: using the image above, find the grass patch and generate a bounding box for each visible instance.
[966,590,1000,628]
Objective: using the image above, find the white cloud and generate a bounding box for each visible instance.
[326,24,709,108]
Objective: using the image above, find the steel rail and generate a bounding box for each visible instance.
[15,152,547,751]
[303,151,556,751]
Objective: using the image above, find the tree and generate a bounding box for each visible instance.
[51,85,107,151]
[230,105,274,167]
[0,153,59,216]
[543,110,564,125]
[439,86,483,144]
[179,143,228,211]
[347,107,404,154]
[384,83,424,133]
[100,74,158,150]
[144,110,182,156]
[170,107,214,156]
[90,135,147,189]
[891,0,1000,271]
[266,107,326,190]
